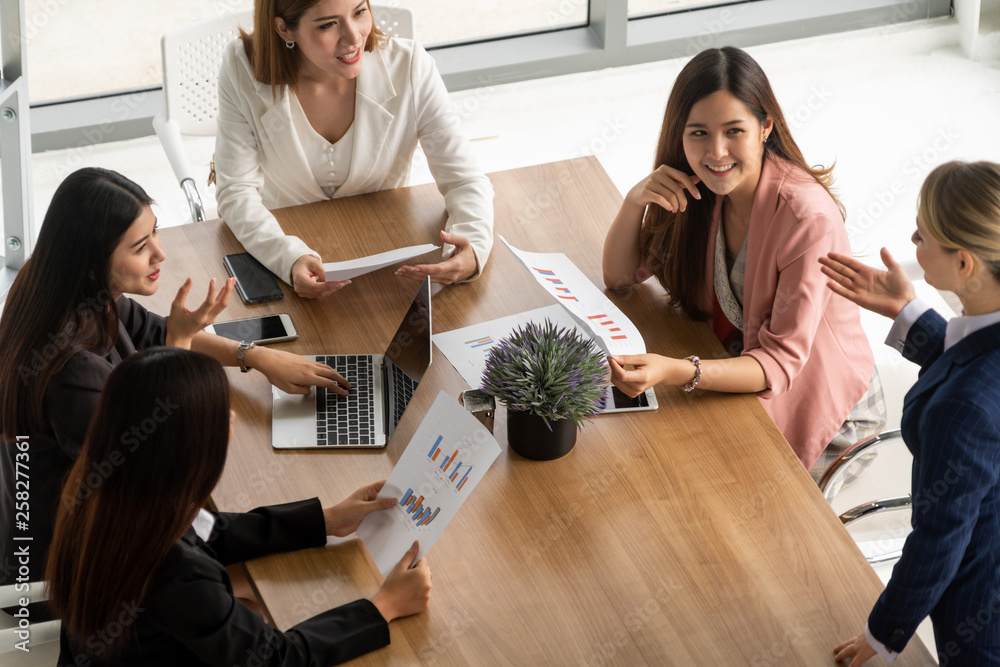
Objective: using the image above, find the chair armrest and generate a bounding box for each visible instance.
[818,429,903,494]
[840,495,912,524]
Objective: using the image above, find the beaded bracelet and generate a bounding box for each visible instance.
[682,355,702,392]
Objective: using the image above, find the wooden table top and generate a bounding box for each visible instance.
[136,157,929,665]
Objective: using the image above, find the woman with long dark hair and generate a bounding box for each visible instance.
[0,167,351,585]
[826,162,1000,665]
[215,0,494,297]
[48,348,430,665]
[602,46,884,477]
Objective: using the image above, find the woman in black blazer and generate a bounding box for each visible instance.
[48,347,431,666]
[0,168,352,585]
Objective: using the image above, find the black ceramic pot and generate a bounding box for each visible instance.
[507,410,577,460]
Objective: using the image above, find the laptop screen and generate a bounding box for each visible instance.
[383,277,432,380]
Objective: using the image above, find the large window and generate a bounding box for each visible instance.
[27,0,588,104]
[26,0,950,147]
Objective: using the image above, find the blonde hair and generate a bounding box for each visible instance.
[239,0,385,97]
[919,161,1000,280]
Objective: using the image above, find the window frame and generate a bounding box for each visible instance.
[28,0,951,150]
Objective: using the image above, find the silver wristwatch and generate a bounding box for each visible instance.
[237,340,256,373]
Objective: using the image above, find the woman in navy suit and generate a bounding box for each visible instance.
[822,160,1000,665]
[47,347,431,666]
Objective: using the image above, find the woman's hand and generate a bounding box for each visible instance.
[370,541,432,622]
[245,346,351,395]
[608,354,691,396]
[291,254,351,299]
[625,165,702,214]
[397,230,477,284]
[833,632,878,666]
[323,481,397,537]
[167,277,235,349]
[819,248,915,319]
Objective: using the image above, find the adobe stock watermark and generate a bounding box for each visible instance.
[61,397,180,508]
[748,621,807,667]
[17,290,117,385]
[685,4,752,56]
[847,126,960,246]
[579,577,684,667]
[417,607,478,665]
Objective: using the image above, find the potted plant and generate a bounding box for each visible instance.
[481,320,607,460]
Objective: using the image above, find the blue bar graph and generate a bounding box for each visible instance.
[398,488,440,527]
[427,435,443,459]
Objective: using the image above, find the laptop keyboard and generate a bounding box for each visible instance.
[391,362,419,427]
[315,355,375,446]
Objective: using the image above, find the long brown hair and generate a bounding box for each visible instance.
[46,348,230,657]
[240,0,385,96]
[639,46,842,319]
[0,168,153,440]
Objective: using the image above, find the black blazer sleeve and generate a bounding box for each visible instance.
[208,499,327,566]
[144,499,388,666]
[145,563,389,667]
[117,296,169,348]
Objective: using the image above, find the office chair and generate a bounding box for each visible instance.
[819,429,912,566]
[0,581,60,664]
[153,6,416,223]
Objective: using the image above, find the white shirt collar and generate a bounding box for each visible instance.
[945,309,1000,351]
[191,508,216,542]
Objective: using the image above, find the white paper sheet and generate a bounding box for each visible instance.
[356,391,501,577]
[432,305,587,389]
[500,237,646,356]
[323,243,440,282]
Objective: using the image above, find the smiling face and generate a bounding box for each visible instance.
[682,90,772,203]
[107,205,164,299]
[276,0,373,82]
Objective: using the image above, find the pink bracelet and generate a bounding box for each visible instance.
[683,355,702,392]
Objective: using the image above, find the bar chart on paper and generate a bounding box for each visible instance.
[428,435,474,491]
[399,489,441,526]
[356,392,502,575]
[432,305,583,389]
[500,237,646,356]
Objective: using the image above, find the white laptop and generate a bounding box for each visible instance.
[272,278,432,449]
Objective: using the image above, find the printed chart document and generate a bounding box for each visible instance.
[500,237,646,356]
[324,243,439,282]
[432,304,584,389]
[356,391,501,576]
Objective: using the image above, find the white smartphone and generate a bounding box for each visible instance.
[601,385,658,413]
[205,313,298,345]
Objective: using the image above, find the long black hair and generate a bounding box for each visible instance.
[46,347,231,656]
[0,167,153,438]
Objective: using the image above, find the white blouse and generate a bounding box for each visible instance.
[289,93,355,198]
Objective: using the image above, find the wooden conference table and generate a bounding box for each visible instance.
[136,157,930,665]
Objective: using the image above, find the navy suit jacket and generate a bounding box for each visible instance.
[868,310,1000,653]
[57,499,390,666]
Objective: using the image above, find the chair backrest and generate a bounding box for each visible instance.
[373,5,416,41]
[160,5,415,138]
[161,9,254,138]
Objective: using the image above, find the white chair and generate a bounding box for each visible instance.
[0,581,60,664]
[153,6,416,223]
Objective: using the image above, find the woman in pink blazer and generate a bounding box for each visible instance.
[603,46,884,475]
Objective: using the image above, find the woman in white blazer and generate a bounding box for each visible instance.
[216,0,495,298]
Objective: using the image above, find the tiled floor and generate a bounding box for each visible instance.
[17,14,1000,661]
